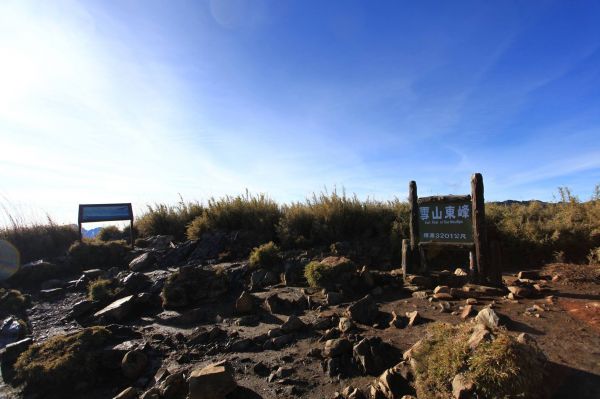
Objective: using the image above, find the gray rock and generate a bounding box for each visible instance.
[129,252,155,272]
[188,360,236,399]
[281,315,306,333]
[475,308,499,329]
[121,349,148,379]
[327,291,344,306]
[346,295,379,325]
[324,338,352,358]
[452,373,475,399]
[94,295,135,321]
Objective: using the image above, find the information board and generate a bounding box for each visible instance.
[418,199,473,243]
[79,204,133,223]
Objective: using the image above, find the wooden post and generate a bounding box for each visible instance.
[401,239,409,278]
[408,180,420,272]
[130,219,135,249]
[471,173,489,283]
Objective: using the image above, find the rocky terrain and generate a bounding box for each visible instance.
[1,235,599,399]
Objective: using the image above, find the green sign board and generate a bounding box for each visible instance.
[418,199,473,243]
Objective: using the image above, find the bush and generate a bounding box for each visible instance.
[96,225,129,242]
[0,288,31,316]
[249,241,281,270]
[186,192,281,243]
[68,240,130,269]
[14,327,112,393]
[0,220,78,263]
[87,278,118,302]
[304,256,356,288]
[412,323,545,398]
[136,200,203,241]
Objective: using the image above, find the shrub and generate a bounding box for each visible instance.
[0,220,78,263]
[87,278,118,302]
[412,323,545,398]
[0,288,31,316]
[186,192,281,243]
[304,256,356,288]
[160,266,228,309]
[97,225,129,242]
[136,199,204,241]
[14,327,112,393]
[588,247,600,265]
[68,240,130,269]
[249,241,281,270]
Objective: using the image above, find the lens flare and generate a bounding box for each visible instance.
[0,240,20,280]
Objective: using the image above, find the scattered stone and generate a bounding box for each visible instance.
[129,252,155,272]
[465,298,477,305]
[404,275,432,287]
[452,373,475,399]
[552,274,561,282]
[438,301,451,313]
[270,333,295,349]
[507,285,533,298]
[339,317,354,333]
[94,295,135,321]
[369,362,413,398]
[121,349,148,379]
[411,291,429,299]
[405,311,420,327]
[281,315,306,333]
[113,387,138,399]
[474,308,499,329]
[460,305,474,320]
[353,337,390,375]
[83,268,104,280]
[346,295,378,325]
[433,285,450,295]
[160,372,187,399]
[40,288,64,299]
[389,311,406,329]
[253,361,270,377]
[122,272,151,292]
[0,317,28,348]
[235,291,255,314]
[454,268,468,277]
[327,292,344,306]
[467,325,490,350]
[324,338,352,358]
[188,360,236,399]
[517,270,540,280]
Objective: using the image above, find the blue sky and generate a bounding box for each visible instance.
[1,0,600,225]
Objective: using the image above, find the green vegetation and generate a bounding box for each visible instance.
[14,327,112,393]
[135,199,203,241]
[68,240,130,269]
[304,257,356,288]
[186,192,280,243]
[0,288,31,315]
[96,225,132,242]
[412,323,545,399]
[249,241,281,270]
[87,278,118,302]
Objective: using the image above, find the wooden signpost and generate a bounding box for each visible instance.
[402,173,501,285]
[78,203,134,248]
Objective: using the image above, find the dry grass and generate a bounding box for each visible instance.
[14,326,112,393]
[135,199,203,241]
[87,278,119,302]
[304,257,356,288]
[412,323,546,399]
[249,241,281,270]
[0,288,31,316]
[542,263,600,284]
[68,240,130,269]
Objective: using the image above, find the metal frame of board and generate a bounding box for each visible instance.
[78,203,134,248]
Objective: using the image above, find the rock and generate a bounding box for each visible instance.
[369,362,413,398]
[411,291,429,299]
[404,275,432,287]
[140,387,161,399]
[229,338,254,352]
[475,308,499,329]
[253,361,270,377]
[438,301,451,313]
[235,315,259,326]
[1,337,33,374]
[320,327,341,342]
[188,360,236,399]
[40,279,64,290]
[121,349,148,379]
[324,338,352,358]
[281,315,306,333]
[94,295,135,321]
[235,291,255,314]
[517,270,539,280]
[468,325,490,350]
[552,274,561,282]
[270,333,295,349]
[433,285,450,295]
[69,299,99,319]
[465,298,477,305]
[83,268,105,280]
[346,295,378,325]
[405,311,420,327]
[353,337,389,375]
[122,272,151,292]
[508,285,533,298]
[339,317,354,333]
[327,292,344,306]
[452,373,475,399]
[0,317,27,348]
[113,387,138,399]
[129,252,155,272]
[40,288,64,299]
[264,294,286,314]
[454,268,468,277]
[389,311,406,328]
[460,305,474,320]
[433,292,453,300]
[160,372,187,399]
[140,235,174,250]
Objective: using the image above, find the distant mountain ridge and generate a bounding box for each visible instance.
[81,227,102,238]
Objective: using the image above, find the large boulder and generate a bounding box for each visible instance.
[346,295,379,325]
[353,337,391,375]
[129,252,155,272]
[94,295,136,321]
[187,360,236,399]
[369,362,413,399]
[475,308,499,329]
[235,291,255,314]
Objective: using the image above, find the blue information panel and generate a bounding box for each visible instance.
[79,204,133,223]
